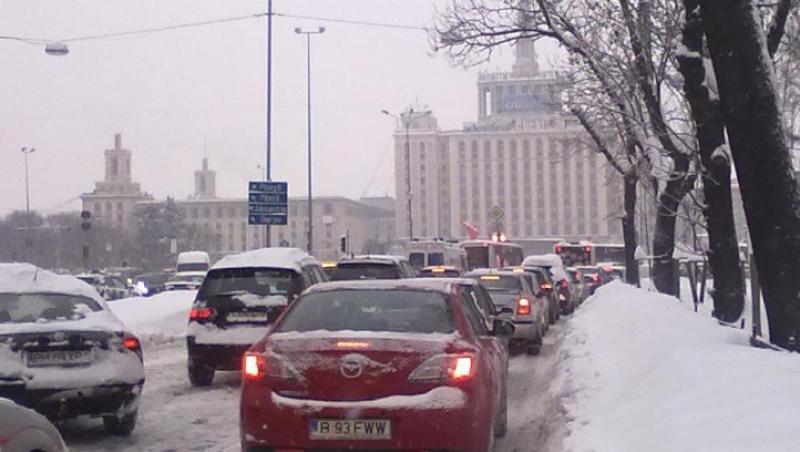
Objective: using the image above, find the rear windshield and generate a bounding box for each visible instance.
[468,275,522,292]
[277,289,454,334]
[428,253,445,266]
[0,293,103,323]
[408,253,425,270]
[330,263,400,281]
[177,262,209,273]
[198,268,301,300]
[568,270,582,283]
[578,267,599,275]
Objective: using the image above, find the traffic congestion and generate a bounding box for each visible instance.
[0,238,621,452]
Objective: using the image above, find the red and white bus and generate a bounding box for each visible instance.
[554,241,625,267]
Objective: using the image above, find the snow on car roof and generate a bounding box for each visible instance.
[337,255,409,265]
[0,263,102,301]
[307,278,460,294]
[522,254,568,281]
[211,248,318,272]
[177,251,210,263]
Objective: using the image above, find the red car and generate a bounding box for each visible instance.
[240,279,513,452]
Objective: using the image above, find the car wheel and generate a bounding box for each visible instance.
[527,334,542,355]
[103,411,137,436]
[188,360,215,387]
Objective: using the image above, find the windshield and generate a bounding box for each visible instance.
[408,253,425,270]
[176,262,209,273]
[464,246,489,269]
[329,263,400,281]
[427,252,445,266]
[0,293,103,323]
[277,289,454,334]
[197,268,300,300]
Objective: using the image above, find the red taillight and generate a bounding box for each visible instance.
[409,354,476,383]
[540,282,553,292]
[122,335,142,361]
[592,274,601,283]
[189,307,215,321]
[559,279,569,289]
[243,352,265,380]
[517,298,532,315]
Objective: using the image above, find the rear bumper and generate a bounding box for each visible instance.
[0,381,143,419]
[510,319,539,341]
[240,385,490,452]
[187,337,251,371]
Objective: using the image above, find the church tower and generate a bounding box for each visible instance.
[104,133,132,185]
[194,158,216,199]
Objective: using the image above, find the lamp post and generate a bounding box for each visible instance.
[382,108,414,240]
[295,26,325,254]
[21,147,36,217]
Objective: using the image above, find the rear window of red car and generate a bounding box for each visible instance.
[276,289,454,334]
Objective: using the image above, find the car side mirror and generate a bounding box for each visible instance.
[497,306,514,317]
[493,318,515,337]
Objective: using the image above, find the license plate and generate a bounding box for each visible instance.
[226,311,268,322]
[310,419,391,440]
[26,349,92,367]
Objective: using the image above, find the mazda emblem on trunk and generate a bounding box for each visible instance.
[339,358,363,379]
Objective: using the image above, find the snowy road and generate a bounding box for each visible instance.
[59,324,569,452]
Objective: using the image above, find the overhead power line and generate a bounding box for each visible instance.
[0,10,428,47]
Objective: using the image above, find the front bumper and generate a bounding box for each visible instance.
[0,381,143,419]
[240,385,490,452]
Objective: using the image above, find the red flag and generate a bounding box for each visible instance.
[461,220,480,240]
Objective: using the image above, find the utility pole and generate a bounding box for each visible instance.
[265,0,273,248]
[21,147,36,261]
[295,26,325,254]
[381,108,417,241]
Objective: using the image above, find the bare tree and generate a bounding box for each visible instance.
[700,0,800,348]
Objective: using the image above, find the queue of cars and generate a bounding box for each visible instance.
[0,248,619,451]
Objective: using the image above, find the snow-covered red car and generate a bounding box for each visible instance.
[0,397,66,452]
[240,279,512,452]
[0,263,145,436]
[186,248,328,386]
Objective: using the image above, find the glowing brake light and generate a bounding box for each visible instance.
[243,352,265,380]
[123,337,140,351]
[517,298,532,315]
[481,275,500,281]
[451,357,473,380]
[337,341,370,349]
[189,307,215,321]
[431,267,446,273]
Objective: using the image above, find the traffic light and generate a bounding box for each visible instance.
[80,210,92,231]
[339,235,347,253]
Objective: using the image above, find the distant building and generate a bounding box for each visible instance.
[391,39,621,244]
[80,133,153,230]
[81,138,394,260]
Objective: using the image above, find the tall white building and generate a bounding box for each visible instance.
[392,40,622,244]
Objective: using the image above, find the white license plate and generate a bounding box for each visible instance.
[310,419,391,440]
[26,349,92,367]
[226,311,268,322]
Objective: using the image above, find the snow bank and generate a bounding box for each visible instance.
[107,290,196,343]
[561,281,800,452]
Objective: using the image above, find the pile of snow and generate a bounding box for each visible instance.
[560,281,800,451]
[107,290,196,343]
[0,263,101,301]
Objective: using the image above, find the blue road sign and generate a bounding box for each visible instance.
[248,181,288,225]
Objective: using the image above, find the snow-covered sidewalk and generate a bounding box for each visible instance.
[560,281,800,452]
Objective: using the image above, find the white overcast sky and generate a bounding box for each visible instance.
[0,0,561,216]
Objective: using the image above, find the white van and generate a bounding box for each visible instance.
[168,251,211,291]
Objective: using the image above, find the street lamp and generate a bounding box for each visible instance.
[44,41,69,56]
[295,26,325,254]
[382,108,415,240]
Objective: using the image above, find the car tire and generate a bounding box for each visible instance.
[103,411,137,436]
[527,335,542,355]
[188,360,215,387]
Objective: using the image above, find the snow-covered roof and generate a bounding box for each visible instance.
[522,254,568,281]
[177,251,210,263]
[307,278,460,294]
[211,248,318,272]
[338,255,409,265]
[0,263,102,301]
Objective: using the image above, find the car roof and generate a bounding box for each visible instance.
[211,247,319,272]
[337,255,408,265]
[0,263,103,301]
[463,268,521,277]
[305,278,468,295]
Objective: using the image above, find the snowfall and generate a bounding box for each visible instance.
[50,279,800,451]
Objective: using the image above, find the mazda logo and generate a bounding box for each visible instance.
[339,358,363,379]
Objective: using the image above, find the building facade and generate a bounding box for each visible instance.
[82,137,394,261]
[392,40,622,243]
[80,133,153,229]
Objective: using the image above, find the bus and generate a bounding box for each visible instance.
[407,239,468,273]
[460,239,524,270]
[554,241,625,267]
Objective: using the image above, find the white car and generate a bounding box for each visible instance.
[0,263,145,436]
[0,397,66,452]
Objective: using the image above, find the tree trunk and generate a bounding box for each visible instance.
[651,172,694,295]
[700,0,800,348]
[623,171,640,285]
[677,0,745,322]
